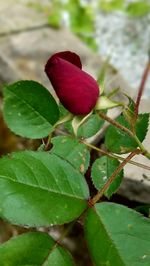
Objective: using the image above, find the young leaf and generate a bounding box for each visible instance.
[50,136,90,174]
[97,60,108,91]
[85,202,150,266]
[105,113,149,153]
[0,232,75,266]
[91,156,123,198]
[3,80,59,139]
[0,151,89,226]
[95,96,123,110]
[123,95,136,127]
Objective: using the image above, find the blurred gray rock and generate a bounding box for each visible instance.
[0,0,47,35]
[0,25,133,103]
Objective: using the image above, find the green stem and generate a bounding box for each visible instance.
[44,131,53,151]
[133,135,150,159]
[107,87,120,98]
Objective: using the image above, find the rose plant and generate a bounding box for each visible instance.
[0,51,150,265]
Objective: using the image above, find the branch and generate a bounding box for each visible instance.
[98,111,133,137]
[41,221,76,265]
[81,140,150,171]
[134,58,150,118]
[55,128,150,170]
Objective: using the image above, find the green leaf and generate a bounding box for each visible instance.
[77,114,105,138]
[91,156,123,198]
[59,103,70,117]
[0,151,89,226]
[51,136,90,174]
[85,202,150,266]
[3,80,59,139]
[0,232,75,266]
[43,244,75,266]
[105,113,149,154]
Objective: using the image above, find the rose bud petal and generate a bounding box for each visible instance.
[45,51,99,115]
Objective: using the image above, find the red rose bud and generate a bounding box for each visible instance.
[45,51,99,115]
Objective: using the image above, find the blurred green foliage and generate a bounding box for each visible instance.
[99,0,150,17]
[99,0,125,12]
[28,0,150,51]
[48,0,98,51]
[126,1,150,17]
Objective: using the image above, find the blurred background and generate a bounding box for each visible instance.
[0,1,150,265]
[47,0,150,96]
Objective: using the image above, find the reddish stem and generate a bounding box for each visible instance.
[134,58,150,118]
[90,149,140,206]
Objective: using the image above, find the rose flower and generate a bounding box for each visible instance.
[45,51,99,115]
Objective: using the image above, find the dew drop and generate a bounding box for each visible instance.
[80,164,85,173]
[103,176,107,181]
[128,224,133,229]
